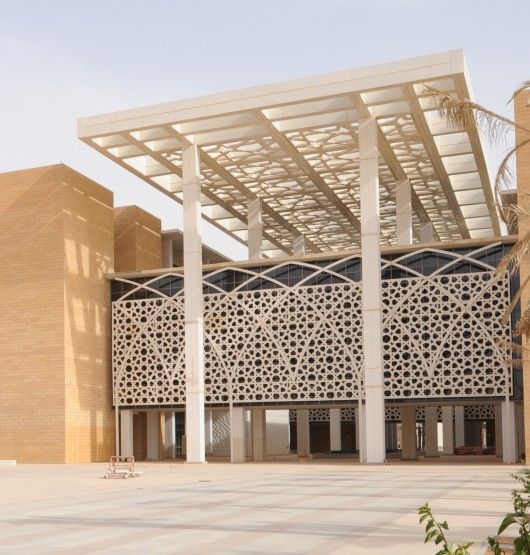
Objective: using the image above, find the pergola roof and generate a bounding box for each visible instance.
[78,49,501,257]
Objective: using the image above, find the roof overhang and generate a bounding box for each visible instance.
[78,49,501,257]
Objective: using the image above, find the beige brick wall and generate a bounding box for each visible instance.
[114,205,162,272]
[515,91,530,461]
[0,165,115,463]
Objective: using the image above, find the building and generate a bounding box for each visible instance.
[0,49,526,464]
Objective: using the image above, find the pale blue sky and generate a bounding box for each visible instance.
[1,0,528,259]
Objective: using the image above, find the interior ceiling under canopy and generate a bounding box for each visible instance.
[78,49,501,258]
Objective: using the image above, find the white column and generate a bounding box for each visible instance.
[355,403,367,463]
[162,236,174,267]
[419,222,434,243]
[359,116,385,464]
[329,409,342,452]
[495,404,503,458]
[502,400,517,464]
[146,411,160,460]
[297,409,310,457]
[252,409,266,461]
[454,406,465,448]
[424,407,439,457]
[120,410,134,458]
[205,410,214,455]
[400,406,417,460]
[248,198,262,259]
[183,142,206,463]
[396,178,413,245]
[442,406,454,455]
[293,235,306,256]
[164,412,176,458]
[230,406,247,463]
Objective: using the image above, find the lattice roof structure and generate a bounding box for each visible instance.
[78,50,501,258]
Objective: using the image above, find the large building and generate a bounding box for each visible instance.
[1,50,528,464]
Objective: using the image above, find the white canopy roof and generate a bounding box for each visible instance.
[78,49,500,257]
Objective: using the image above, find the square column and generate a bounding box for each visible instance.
[205,410,214,455]
[424,407,439,457]
[329,409,342,452]
[400,406,417,460]
[419,222,434,243]
[502,400,517,464]
[230,406,246,463]
[495,404,503,457]
[120,410,134,458]
[164,412,176,458]
[162,236,174,267]
[293,235,306,256]
[355,403,367,463]
[442,406,454,455]
[396,179,413,245]
[454,406,465,449]
[183,143,206,463]
[251,409,266,461]
[146,411,160,460]
[296,409,310,457]
[248,198,262,259]
[359,116,386,464]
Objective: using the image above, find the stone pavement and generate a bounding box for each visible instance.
[0,459,519,554]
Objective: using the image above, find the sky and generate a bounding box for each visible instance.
[0,0,528,259]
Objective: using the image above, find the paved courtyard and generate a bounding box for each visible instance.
[0,459,519,554]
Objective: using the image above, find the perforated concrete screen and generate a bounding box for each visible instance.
[111,243,512,407]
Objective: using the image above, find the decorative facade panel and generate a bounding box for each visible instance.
[112,244,513,407]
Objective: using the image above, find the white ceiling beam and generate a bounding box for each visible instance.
[403,84,470,239]
[255,111,362,233]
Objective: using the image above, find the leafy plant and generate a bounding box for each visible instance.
[488,468,530,554]
[418,503,473,554]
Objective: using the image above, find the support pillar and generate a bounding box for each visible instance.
[248,198,262,260]
[424,407,439,457]
[162,236,174,267]
[293,235,306,256]
[454,406,465,449]
[183,142,206,463]
[297,409,310,457]
[442,406,454,455]
[355,403,367,463]
[146,411,160,461]
[396,179,413,245]
[164,412,176,458]
[359,116,385,463]
[329,409,342,452]
[230,407,246,463]
[419,222,434,243]
[400,406,417,460]
[205,410,214,455]
[120,410,133,458]
[502,400,517,464]
[495,404,503,457]
[251,409,266,461]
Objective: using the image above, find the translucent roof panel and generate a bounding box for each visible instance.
[78,49,501,257]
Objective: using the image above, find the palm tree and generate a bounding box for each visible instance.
[425,82,530,339]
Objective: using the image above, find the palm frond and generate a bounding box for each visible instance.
[508,81,530,104]
[501,272,530,325]
[496,229,530,276]
[516,305,530,339]
[494,138,530,208]
[423,85,530,146]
